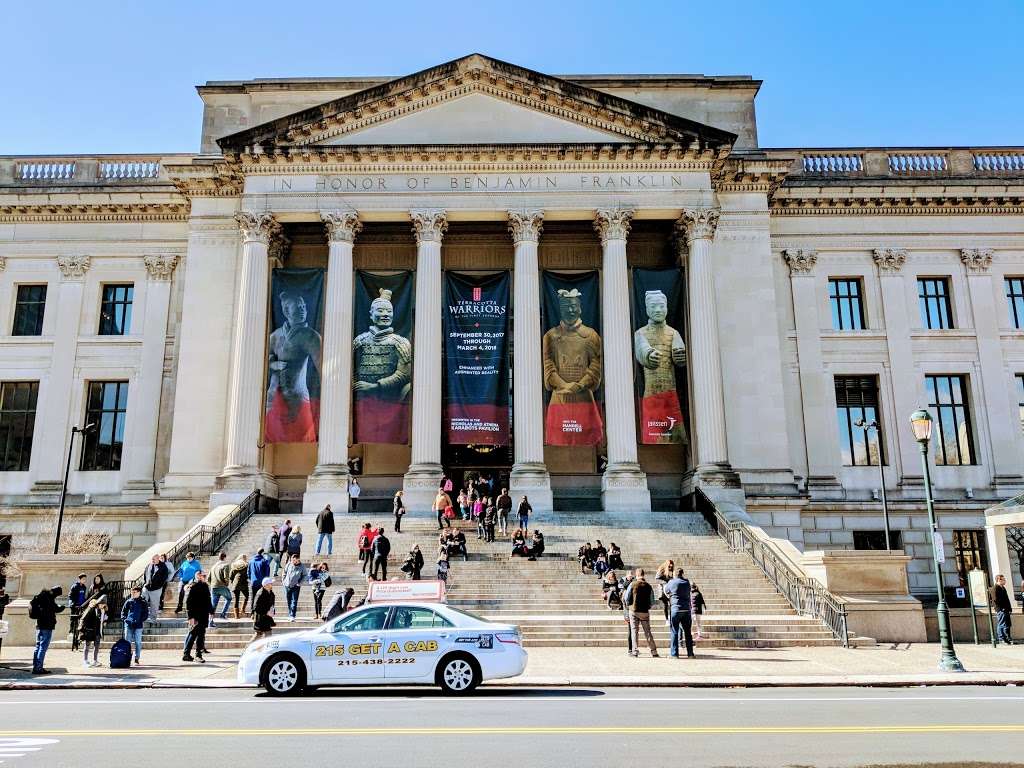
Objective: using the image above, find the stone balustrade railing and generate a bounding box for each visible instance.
[790,147,1024,180]
[0,155,189,186]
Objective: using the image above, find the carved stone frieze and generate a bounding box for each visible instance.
[410,209,448,243]
[143,254,179,281]
[960,248,993,272]
[0,202,188,223]
[782,248,818,275]
[56,254,91,280]
[593,208,634,243]
[322,211,362,243]
[873,248,907,272]
[507,209,544,244]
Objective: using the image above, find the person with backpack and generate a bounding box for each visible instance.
[229,553,250,619]
[209,552,232,626]
[627,568,659,658]
[663,567,695,659]
[309,562,332,620]
[251,577,276,642]
[371,528,391,580]
[315,504,335,555]
[79,595,107,668]
[182,571,213,663]
[68,573,88,651]
[120,586,149,665]
[173,552,202,614]
[357,523,376,575]
[142,555,168,622]
[282,555,308,621]
[248,549,271,599]
[264,524,282,577]
[29,585,64,675]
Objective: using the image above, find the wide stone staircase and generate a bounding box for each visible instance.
[107,509,839,651]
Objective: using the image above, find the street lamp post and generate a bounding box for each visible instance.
[53,423,95,555]
[855,418,890,552]
[909,408,965,672]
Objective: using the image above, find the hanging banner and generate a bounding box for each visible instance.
[353,271,414,444]
[541,271,604,446]
[632,267,688,445]
[443,272,511,445]
[266,268,324,443]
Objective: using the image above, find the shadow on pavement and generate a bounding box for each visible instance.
[258,687,608,699]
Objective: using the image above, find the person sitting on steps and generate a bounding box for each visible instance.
[578,543,594,573]
[608,543,624,570]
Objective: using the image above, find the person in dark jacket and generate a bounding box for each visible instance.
[371,528,391,580]
[393,491,405,533]
[286,526,303,559]
[483,500,497,542]
[324,587,355,621]
[608,543,624,570]
[496,489,512,537]
[528,530,545,561]
[691,583,707,639]
[248,549,271,598]
[406,545,424,580]
[265,525,281,577]
[517,496,532,531]
[142,556,168,622]
[619,572,636,655]
[182,571,213,663]
[78,595,106,668]
[991,574,1015,645]
[663,568,695,659]
[30,586,64,674]
[229,553,250,619]
[68,573,88,651]
[627,569,659,658]
[251,577,276,641]
[121,586,149,665]
[315,505,335,556]
[87,574,107,603]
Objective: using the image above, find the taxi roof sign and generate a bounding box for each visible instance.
[366,579,447,604]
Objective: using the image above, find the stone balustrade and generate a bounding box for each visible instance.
[787,147,1024,179]
[0,155,189,186]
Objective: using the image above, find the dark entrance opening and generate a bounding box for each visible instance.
[441,444,511,497]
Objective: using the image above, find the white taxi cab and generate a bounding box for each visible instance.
[237,581,527,695]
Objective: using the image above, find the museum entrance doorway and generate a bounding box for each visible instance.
[441,443,512,498]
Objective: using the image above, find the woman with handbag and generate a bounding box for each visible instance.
[434,489,452,530]
[309,562,332,621]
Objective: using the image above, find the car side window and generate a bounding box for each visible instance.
[332,606,390,633]
[389,607,453,630]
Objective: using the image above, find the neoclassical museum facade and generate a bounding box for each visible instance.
[2,55,1023,595]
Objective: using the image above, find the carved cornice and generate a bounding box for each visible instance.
[235,211,279,244]
[165,160,243,198]
[782,248,818,275]
[715,155,794,196]
[410,209,448,244]
[678,207,721,243]
[873,248,907,272]
[960,248,993,272]
[507,209,544,244]
[56,254,90,280]
[0,202,188,223]
[143,253,179,281]
[593,208,634,243]
[771,195,1024,216]
[322,211,362,243]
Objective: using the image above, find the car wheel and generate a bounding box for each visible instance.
[262,653,306,696]
[437,653,480,694]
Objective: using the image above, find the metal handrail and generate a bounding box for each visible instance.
[695,487,849,647]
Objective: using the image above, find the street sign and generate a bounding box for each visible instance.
[932,531,945,563]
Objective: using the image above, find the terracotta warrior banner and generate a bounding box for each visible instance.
[443,271,511,445]
[632,267,688,445]
[353,271,413,444]
[541,271,604,446]
[265,268,324,443]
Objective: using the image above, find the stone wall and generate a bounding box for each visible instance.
[0,505,157,562]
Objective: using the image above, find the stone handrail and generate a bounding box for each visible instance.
[785,147,1024,180]
[0,154,193,186]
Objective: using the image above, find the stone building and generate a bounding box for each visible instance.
[1,54,1022,597]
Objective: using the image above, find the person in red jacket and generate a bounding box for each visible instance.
[357,523,377,575]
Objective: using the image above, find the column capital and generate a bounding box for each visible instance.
[593,208,634,244]
[322,211,362,243]
[234,211,278,244]
[873,248,907,272]
[507,209,544,244]
[961,248,993,273]
[410,209,448,244]
[678,207,720,243]
[143,253,179,281]
[782,248,818,276]
[56,254,91,280]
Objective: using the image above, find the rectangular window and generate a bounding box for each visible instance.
[12,285,47,336]
[925,374,975,465]
[0,382,39,471]
[1017,374,1024,434]
[80,381,128,471]
[1007,277,1024,329]
[918,277,953,329]
[98,284,133,336]
[953,530,988,584]
[829,278,866,330]
[853,530,902,551]
[834,376,883,466]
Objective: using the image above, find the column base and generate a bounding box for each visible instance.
[403,463,443,514]
[601,463,651,512]
[510,462,553,514]
[684,464,749,523]
[209,470,278,511]
[303,465,351,515]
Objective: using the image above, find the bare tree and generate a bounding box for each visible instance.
[1007,526,1024,585]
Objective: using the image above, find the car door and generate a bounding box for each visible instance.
[309,605,390,683]
[384,606,455,681]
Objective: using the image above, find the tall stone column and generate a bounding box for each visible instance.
[594,209,650,512]
[123,254,179,497]
[402,209,447,512]
[304,212,362,514]
[31,255,91,494]
[507,210,552,513]
[211,211,279,507]
[679,208,740,492]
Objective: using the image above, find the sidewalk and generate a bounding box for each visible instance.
[3,642,1024,689]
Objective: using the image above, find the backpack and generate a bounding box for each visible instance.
[109,638,132,668]
[28,595,40,620]
[359,533,371,549]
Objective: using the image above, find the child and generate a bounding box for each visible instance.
[691,583,706,640]
[436,556,450,586]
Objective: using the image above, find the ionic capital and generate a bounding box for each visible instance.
[234,211,278,244]
[678,207,720,243]
[143,253,179,281]
[56,254,91,280]
[507,209,544,244]
[782,248,818,275]
[322,211,362,243]
[593,208,634,244]
[873,248,907,272]
[961,248,993,273]
[410,209,448,244]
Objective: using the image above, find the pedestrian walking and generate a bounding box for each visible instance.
[517,496,532,531]
[173,552,202,614]
[79,595,106,668]
[29,585,64,674]
[496,488,512,536]
[209,552,232,624]
[663,568,695,659]
[315,504,335,555]
[248,549,271,599]
[371,528,391,580]
[473,496,485,539]
[357,523,376,574]
[434,489,453,530]
[483,499,497,542]
[349,478,361,513]
[264,524,282,577]
[282,555,308,621]
[182,571,212,663]
[393,491,405,533]
[436,555,450,586]
[691,583,706,640]
[158,553,173,610]
[627,569,659,658]
[458,489,470,521]
[229,553,250,618]
[142,556,168,622]
[619,572,636,654]
[120,586,149,665]
[68,573,88,651]
[251,578,276,642]
[286,526,303,560]
[309,562,332,620]
[991,574,1015,645]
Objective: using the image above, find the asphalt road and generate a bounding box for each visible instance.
[0,686,1022,767]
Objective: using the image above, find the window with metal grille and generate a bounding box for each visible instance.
[918,277,953,329]
[80,381,128,471]
[953,530,988,584]
[0,382,39,471]
[98,284,133,336]
[834,376,883,466]
[925,375,975,465]
[1007,277,1024,329]
[12,285,47,336]
[828,278,866,330]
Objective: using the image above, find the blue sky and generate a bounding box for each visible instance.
[2,0,1022,154]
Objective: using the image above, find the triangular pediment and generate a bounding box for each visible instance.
[217,53,736,153]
